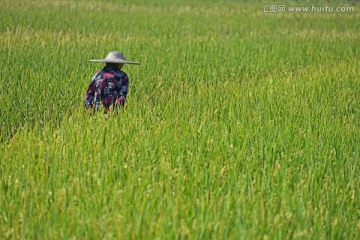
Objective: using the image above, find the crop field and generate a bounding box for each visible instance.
[0,0,359,239]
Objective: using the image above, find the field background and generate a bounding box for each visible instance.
[0,0,359,239]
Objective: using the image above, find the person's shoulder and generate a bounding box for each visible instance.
[96,69,104,75]
[116,69,128,78]
[94,69,104,78]
[92,70,103,79]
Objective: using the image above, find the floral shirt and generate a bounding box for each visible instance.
[84,65,129,110]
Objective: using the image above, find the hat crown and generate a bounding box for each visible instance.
[89,51,140,65]
[105,51,126,61]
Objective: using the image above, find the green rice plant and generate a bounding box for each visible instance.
[0,0,359,239]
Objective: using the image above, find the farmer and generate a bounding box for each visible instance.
[84,51,140,114]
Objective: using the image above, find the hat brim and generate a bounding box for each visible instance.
[89,59,140,65]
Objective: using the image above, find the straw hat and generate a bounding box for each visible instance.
[90,51,140,65]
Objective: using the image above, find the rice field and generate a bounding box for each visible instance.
[0,0,359,239]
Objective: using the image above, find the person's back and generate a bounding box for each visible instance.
[84,51,140,114]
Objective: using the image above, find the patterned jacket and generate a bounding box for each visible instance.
[84,65,129,111]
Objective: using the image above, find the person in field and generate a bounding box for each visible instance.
[84,51,140,114]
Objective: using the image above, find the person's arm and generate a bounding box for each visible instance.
[116,73,129,107]
[84,72,100,110]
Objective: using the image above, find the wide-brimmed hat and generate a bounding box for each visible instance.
[90,51,140,65]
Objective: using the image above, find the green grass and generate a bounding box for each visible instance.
[1,0,359,239]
